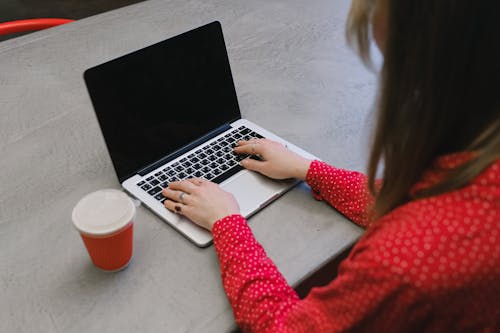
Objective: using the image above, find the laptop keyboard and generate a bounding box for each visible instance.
[136,126,264,203]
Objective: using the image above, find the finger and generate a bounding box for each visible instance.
[162,188,191,204]
[167,180,197,193]
[164,199,189,215]
[236,139,259,146]
[186,177,208,186]
[234,141,262,155]
[240,157,267,173]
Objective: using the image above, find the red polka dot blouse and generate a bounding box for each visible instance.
[212,155,499,332]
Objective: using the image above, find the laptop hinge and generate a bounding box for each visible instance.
[137,123,233,177]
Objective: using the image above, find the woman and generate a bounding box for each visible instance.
[162,0,500,331]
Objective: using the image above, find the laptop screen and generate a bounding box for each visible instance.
[84,21,241,182]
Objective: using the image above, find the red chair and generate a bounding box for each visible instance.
[0,18,74,36]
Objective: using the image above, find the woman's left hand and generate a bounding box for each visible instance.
[162,178,240,231]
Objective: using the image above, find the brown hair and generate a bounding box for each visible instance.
[347,0,500,217]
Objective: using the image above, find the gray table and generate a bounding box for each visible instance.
[0,0,376,332]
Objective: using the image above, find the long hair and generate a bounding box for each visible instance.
[347,0,500,217]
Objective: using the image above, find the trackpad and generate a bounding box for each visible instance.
[221,170,294,216]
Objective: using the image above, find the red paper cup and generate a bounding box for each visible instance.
[72,189,136,272]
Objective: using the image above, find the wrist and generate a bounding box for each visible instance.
[294,158,312,181]
[209,210,240,231]
[210,213,242,232]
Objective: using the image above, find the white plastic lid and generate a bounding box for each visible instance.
[72,189,135,236]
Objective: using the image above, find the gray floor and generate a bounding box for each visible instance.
[1,0,144,41]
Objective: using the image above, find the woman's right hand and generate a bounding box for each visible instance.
[234,139,312,181]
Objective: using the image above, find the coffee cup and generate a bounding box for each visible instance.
[72,189,136,271]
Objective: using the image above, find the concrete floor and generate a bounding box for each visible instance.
[0,0,144,41]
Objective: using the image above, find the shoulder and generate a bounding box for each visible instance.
[346,169,499,326]
[357,169,499,283]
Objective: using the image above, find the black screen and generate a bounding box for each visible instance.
[84,21,241,182]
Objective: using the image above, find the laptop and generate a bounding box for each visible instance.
[84,21,317,247]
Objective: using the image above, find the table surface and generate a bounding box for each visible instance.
[0,0,377,332]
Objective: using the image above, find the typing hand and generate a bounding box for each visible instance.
[162,178,240,231]
[234,139,312,181]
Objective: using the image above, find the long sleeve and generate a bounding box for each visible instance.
[212,215,300,332]
[213,215,424,333]
[306,160,374,227]
[213,158,500,333]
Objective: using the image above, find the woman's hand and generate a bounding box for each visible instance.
[234,139,312,180]
[162,178,240,231]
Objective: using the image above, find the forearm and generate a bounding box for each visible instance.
[306,160,374,227]
[212,215,299,332]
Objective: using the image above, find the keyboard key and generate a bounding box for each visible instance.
[154,171,162,177]
[137,181,145,186]
[213,168,221,175]
[188,153,195,158]
[195,149,203,154]
[148,186,162,196]
[180,157,187,163]
[177,172,186,179]
[241,127,251,135]
[172,162,180,167]
[217,137,224,142]
[194,171,203,177]
[174,165,183,172]
[166,169,176,176]
[154,193,165,201]
[150,179,160,186]
[159,174,168,181]
[146,176,154,182]
[212,164,244,184]
[160,181,168,188]
[220,164,229,171]
[141,184,152,191]
[191,157,199,163]
[250,155,263,161]
[235,154,247,161]
[185,167,194,174]
[200,159,210,165]
[205,172,214,180]
[198,152,207,159]
[192,163,202,170]
[202,166,211,173]
[209,162,218,169]
[182,161,192,167]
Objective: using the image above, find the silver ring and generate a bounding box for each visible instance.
[179,192,186,204]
